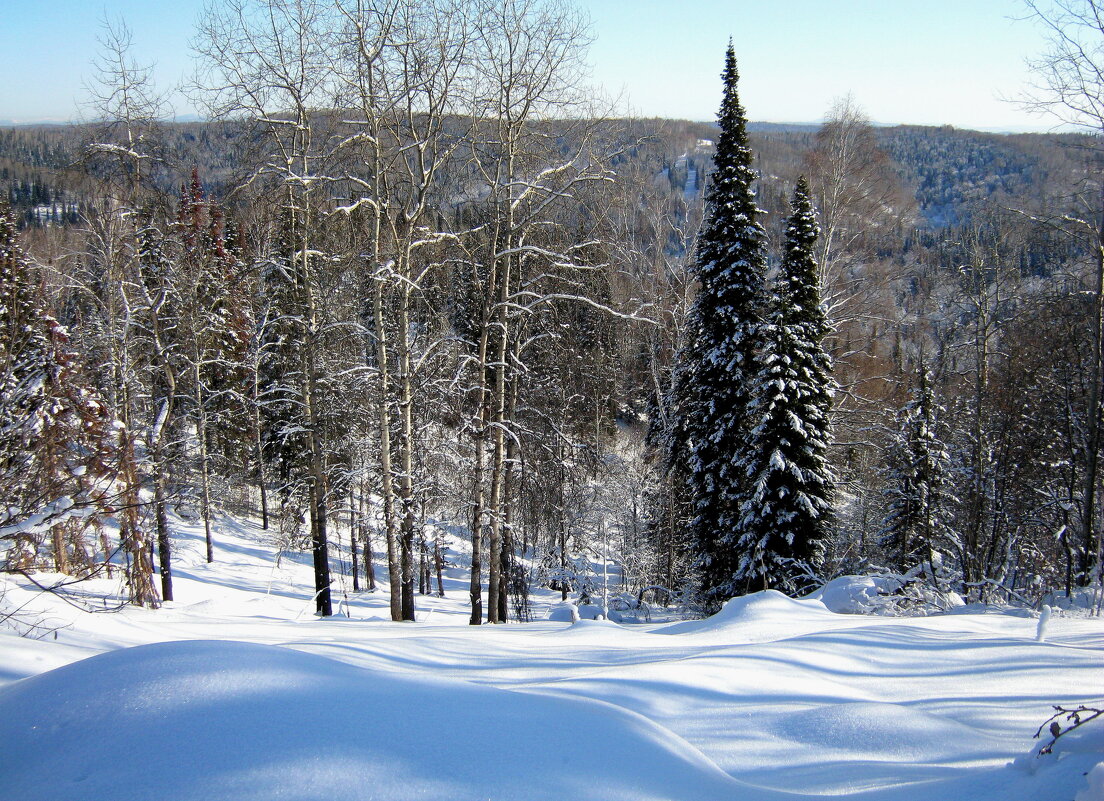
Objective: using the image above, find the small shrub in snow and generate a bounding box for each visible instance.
[547,603,581,623]
[809,572,963,616]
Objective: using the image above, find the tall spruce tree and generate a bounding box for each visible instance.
[667,43,769,611]
[734,178,834,594]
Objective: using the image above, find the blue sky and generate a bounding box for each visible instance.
[0,0,1057,130]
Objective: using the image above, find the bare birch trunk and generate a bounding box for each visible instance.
[373,276,402,620]
[193,373,215,563]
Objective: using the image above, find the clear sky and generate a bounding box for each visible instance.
[0,0,1058,131]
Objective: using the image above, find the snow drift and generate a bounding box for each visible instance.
[656,588,838,640]
[0,639,748,801]
[1,512,1101,801]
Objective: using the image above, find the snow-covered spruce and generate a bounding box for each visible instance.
[666,43,771,611]
[880,367,957,581]
[730,178,834,595]
[0,200,118,578]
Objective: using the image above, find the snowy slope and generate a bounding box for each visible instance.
[0,512,1101,800]
[0,639,751,801]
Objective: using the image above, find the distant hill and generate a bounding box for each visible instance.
[0,117,1091,232]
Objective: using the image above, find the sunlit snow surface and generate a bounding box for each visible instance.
[0,513,1101,800]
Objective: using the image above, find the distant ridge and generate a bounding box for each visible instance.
[747,121,819,133]
[0,114,207,127]
[0,116,1063,136]
[0,118,76,127]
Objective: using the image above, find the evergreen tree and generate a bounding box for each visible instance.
[0,201,57,557]
[174,172,252,468]
[173,174,254,562]
[666,43,769,610]
[199,203,253,468]
[881,368,954,578]
[734,178,834,594]
[257,209,308,502]
[0,200,123,583]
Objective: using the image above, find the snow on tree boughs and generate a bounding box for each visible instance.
[880,367,957,580]
[0,200,119,575]
[731,177,835,595]
[665,43,770,611]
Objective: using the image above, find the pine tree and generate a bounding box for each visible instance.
[734,178,834,594]
[881,368,954,578]
[667,43,770,611]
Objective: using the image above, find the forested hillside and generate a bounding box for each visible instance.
[2,0,1102,624]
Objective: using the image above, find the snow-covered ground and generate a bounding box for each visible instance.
[0,513,1101,800]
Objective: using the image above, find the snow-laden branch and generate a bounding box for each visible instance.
[513,290,660,326]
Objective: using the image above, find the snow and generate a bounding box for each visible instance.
[1078,763,1104,801]
[810,574,910,614]
[0,639,743,801]
[1038,604,1052,641]
[0,512,1101,800]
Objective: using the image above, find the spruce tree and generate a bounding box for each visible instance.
[257,209,308,503]
[0,200,56,559]
[667,43,769,610]
[0,201,125,584]
[881,368,954,578]
[734,178,834,594]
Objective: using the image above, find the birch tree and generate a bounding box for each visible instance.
[195,0,342,615]
[463,0,597,623]
[333,0,475,620]
[79,16,166,607]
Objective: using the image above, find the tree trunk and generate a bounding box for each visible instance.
[486,399,506,623]
[299,207,332,617]
[498,374,521,623]
[154,471,173,602]
[434,536,445,598]
[51,527,69,574]
[486,247,513,623]
[372,276,402,620]
[194,378,215,564]
[468,294,493,624]
[465,366,487,622]
[306,373,332,618]
[350,485,360,592]
[396,262,417,621]
[252,365,269,530]
[419,537,429,595]
[119,424,159,608]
